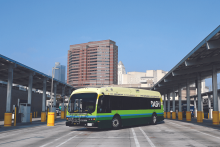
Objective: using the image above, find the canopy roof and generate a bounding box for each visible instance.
[151,26,220,94]
[0,54,75,95]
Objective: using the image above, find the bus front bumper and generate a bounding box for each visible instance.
[85,122,98,128]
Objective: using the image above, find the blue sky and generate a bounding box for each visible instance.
[0,0,220,87]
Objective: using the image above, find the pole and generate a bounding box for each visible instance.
[50,68,54,112]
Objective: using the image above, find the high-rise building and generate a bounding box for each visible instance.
[67,40,118,87]
[54,62,66,83]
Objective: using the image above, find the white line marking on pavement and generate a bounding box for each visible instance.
[169,122,220,140]
[139,127,156,147]
[55,132,83,147]
[39,131,76,147]
[131,128,140,147]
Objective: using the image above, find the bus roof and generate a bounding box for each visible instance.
[71,87,161,98]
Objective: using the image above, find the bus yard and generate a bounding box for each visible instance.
[1,117,220,147]
[0,26,220,147]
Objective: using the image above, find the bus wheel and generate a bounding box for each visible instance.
[112,116,121,129]
[151,114,157,125]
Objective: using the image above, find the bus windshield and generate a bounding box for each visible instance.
[68,93,97,113]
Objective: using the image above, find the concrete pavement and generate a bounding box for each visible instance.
[1,118,220,147]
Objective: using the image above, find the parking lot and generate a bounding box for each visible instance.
[0,118,220,147]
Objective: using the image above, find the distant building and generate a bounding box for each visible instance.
[54,62,66,83]
[118,61,126,85]
[67,40,118,87]
[118,68,168,87]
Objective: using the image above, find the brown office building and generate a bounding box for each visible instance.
[67,40,118,87]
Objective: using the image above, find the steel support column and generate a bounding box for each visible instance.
[197,73,203,122]
[212,65,219,124]
[6,64,13,113]
[178,86,182,120]
[28,73,33,104]
[172,90,176,119]
[167,92,171,119]
[52,82,57,113]
[5,64,14,126]
[60,86,65,119]
[186,80,191,121]
[178,87,182,112]
[42,78,47,112]
[208,94,212,119]
[61,86,65,111]
[41,78,47,122]
[163,94,167,118]
[194,97,197,117]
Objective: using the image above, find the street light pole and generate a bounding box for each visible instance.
[50,67,58,112]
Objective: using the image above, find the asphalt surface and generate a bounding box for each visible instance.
[1,118,220,147]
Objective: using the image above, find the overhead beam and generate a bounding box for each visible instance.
[185,54,220,66]
[159,78,195,88]
[206,39,220,50]
[154,80,195,92]
[172,64,220,76]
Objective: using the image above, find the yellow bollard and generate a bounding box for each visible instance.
[4,113,12,127]
[202,112,204,119]
[164,112,166,118]
[208,113,209,119]
[34,112,35,118]
[197,111,203,123]
[47,112,55,126]
[219,113,220,122]
[213,111,219,125]
[61,111,64,119]
[30,113,32,123]
[14,107,16,126]
[172,112,176,119]
[36,111,38,118]
[167,112,171,119]
[186,111,191,121]
[41,112,46,122]
[178,112,182,120]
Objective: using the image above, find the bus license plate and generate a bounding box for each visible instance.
[87,123,92,126]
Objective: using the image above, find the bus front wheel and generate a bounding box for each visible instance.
[112,116,121,130]
[151,114,157,125]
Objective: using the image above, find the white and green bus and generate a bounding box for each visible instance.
[66,87,164,129]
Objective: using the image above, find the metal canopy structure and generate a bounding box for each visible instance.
[0,54,75,95]
[151,25,220,94]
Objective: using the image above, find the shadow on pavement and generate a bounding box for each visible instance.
[73,120,165,132]
[165,118,220,130]
[0,118,66,133]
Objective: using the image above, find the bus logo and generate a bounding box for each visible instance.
[151,101,160,107]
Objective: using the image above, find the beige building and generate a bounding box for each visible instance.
[117,65,168,87]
